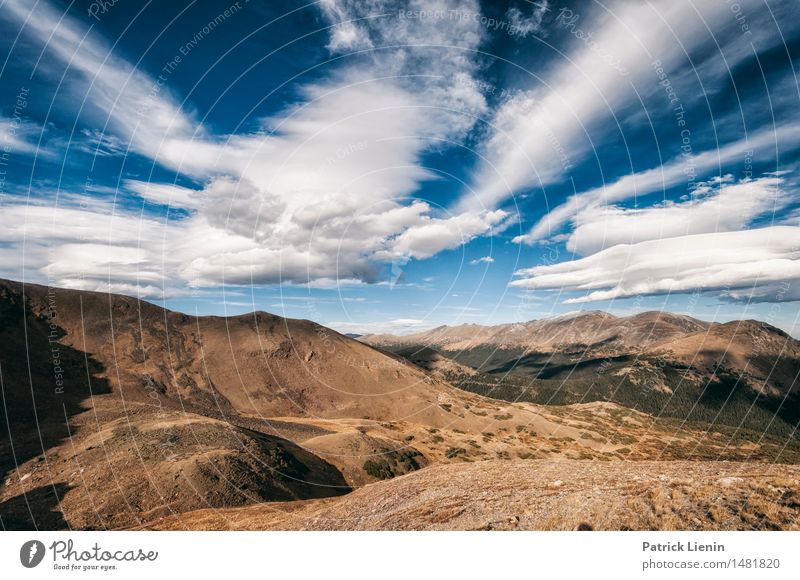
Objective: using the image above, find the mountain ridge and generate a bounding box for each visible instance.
[360,307,800,435]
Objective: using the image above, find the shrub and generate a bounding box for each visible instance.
[363,448,423,480]
[363,459,394,480]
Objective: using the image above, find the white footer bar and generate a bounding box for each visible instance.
[2,531,798,579]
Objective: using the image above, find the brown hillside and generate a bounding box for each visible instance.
[2,279,799,530]
[0,278,462,424]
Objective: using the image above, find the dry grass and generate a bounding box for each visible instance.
[146,459,800,531]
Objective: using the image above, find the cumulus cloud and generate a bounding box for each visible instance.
[1,0,498,293]
[314,0,488,140]
[511,226,800,304]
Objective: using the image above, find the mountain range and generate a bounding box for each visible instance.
[1,279,799,530]
[361,311,800,438]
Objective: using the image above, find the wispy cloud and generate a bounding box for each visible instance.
[561,175,791,255]
[505,1,550,38]
[516,126,800,244]
[0,115,48,158]
[3,0,198,160]
[325,317,433,335]
[125,180,203,210]
[460,0,799,214]
[511,226,800,304]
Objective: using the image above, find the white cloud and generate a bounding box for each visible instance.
[388,318,425,326]
[470,255,495,265]
[516,126,800,244]
[0,196,179,298]
[75,128,129,158]
[511,226,800,304]
[325,317,433,335]
[460,0,795,214]
[0,116,48,157]
[505,2,549,37]
[384,209,509,260]
[1,0,499,292]
[125,180,203,210]
[9,0,797,313]
[318,0,375,52]
[565,175,790,255]
[460,1,708,211]
[780,207,800,226]
[3,0,198,162]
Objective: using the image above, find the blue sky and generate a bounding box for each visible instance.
[1,0,799,335]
